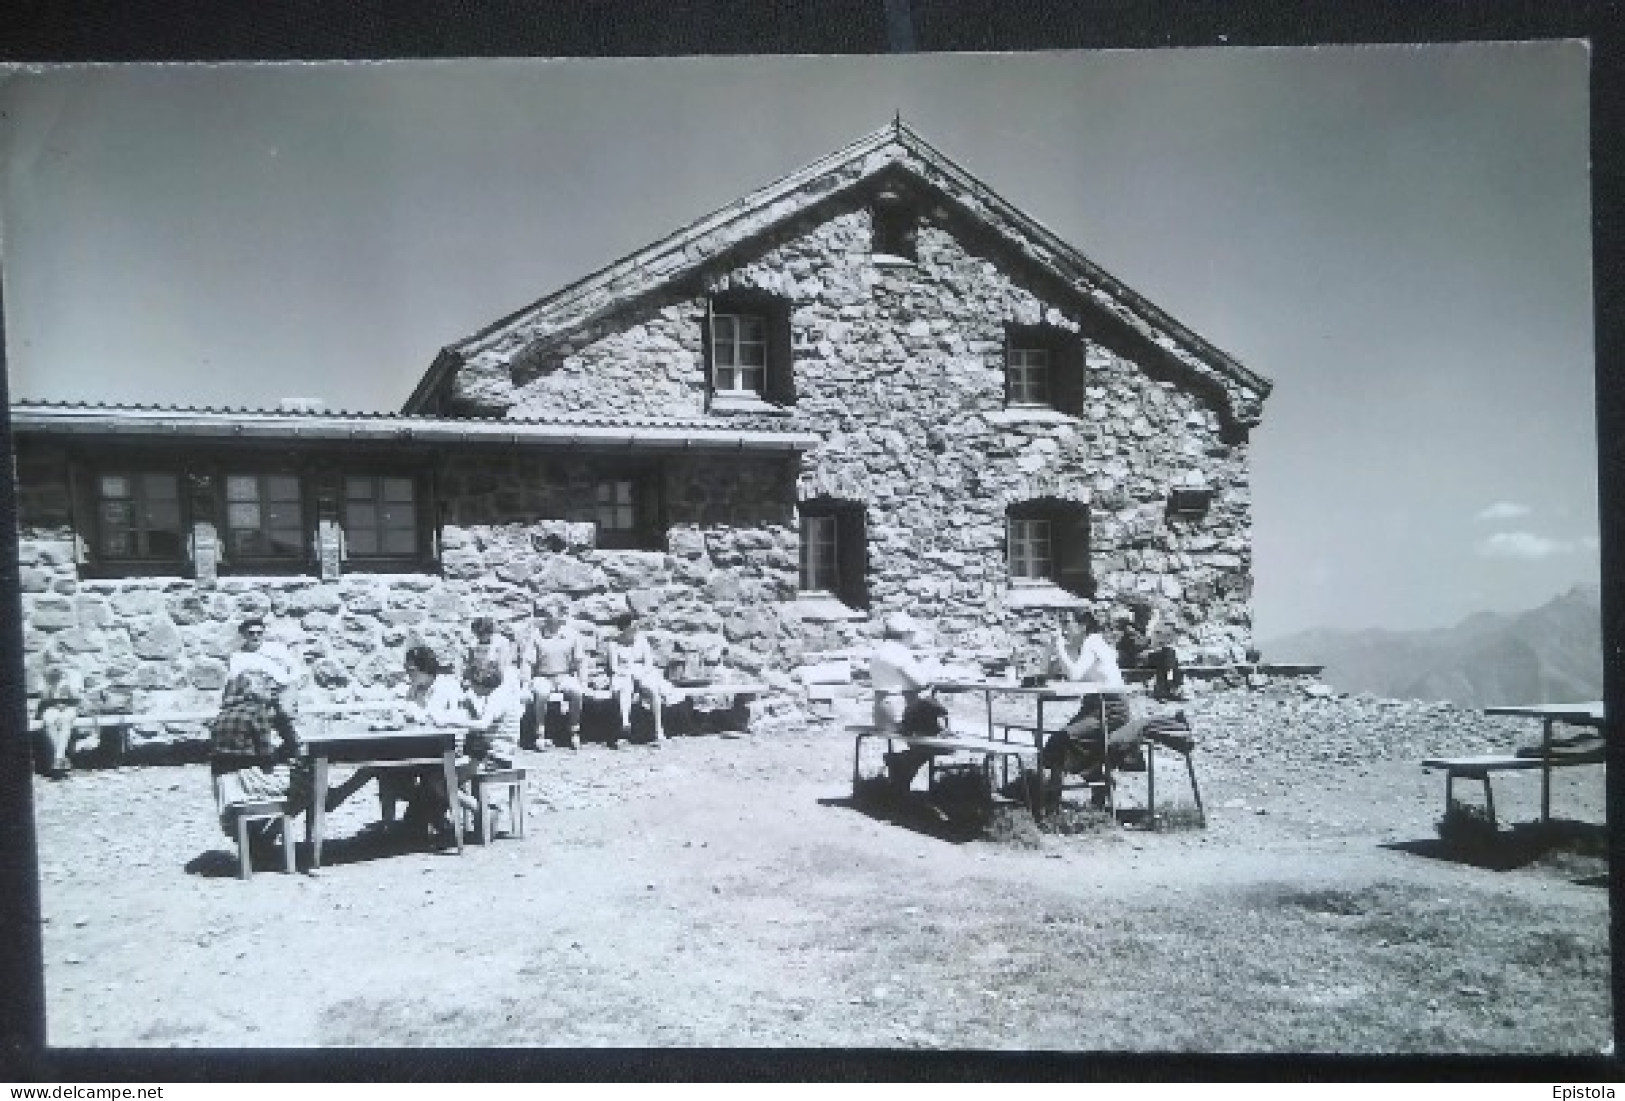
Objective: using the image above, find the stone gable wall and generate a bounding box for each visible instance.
[465,199,1258,667]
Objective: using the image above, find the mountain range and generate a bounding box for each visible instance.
[1259,583,1604,708]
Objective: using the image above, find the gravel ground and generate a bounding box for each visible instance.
[26,687,1612,1053]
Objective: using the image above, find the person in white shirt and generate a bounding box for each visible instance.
[1044,609,1133,808]
[869,612,952,795]
[606,613,670,747]
[225,618,305,692]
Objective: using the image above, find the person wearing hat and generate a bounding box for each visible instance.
[870,612,952,795]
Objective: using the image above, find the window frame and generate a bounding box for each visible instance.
[339,471,432,570]
[1007,499,1093,596]
[709,310,769,397]
[87,468,189,575]
[1006,346,1052,407]
[1004,324,1083,414]
[219,470,311,573]
[799,499,868,610]
[704,291,795,408]
[592,465,665,552]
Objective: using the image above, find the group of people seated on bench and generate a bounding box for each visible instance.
[870,605,1192,809]
[197,604,679,844]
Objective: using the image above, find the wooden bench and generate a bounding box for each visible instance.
[849,725,1041,807]
[1422,752,1605,829]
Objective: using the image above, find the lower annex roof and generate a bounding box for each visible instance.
[8,401,821,454]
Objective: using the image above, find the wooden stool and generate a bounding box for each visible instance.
[214,776,297,880]
[470,767,527,844]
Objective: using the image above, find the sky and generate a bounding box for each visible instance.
[0,46,1598,639]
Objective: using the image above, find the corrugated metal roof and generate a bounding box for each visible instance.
[8,399,822,451]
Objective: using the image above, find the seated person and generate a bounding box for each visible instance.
[36,661,86,780]
[520,607,589,750]
[1116,598,1185,701]
[606,613,672,746]
[1043,609,1135,805]
[455,658,525,833]
[463,616,518,691]
[331,645,466,828]
[870,612,952,795]
[209,669,354,838]
[227,617,306,693]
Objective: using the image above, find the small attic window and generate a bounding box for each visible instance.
[1167,486,1214,519]
[871,186,918,263]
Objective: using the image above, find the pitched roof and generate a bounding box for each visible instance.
[405,120,1272,426]
[9,400,820,452]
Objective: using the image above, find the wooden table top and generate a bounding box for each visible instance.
[1483,701,1605,724]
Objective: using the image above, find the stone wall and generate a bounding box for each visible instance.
[14,447,807,747]
[464,194,1258,668]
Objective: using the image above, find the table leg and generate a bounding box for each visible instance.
[1146,740,1157,831]
[1540,718,1553,823]
[1035,697,1046,819]
[442,751,464,853]
[310,755,329,870]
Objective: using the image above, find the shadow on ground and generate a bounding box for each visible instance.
[184,820,474,877]
[1383,816,1609,883]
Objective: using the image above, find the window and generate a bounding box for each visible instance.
[799,500,868,608]
[1007,347,1051,406]
[224,474,304,562]
[1004,325,1082,413]
[593,470,663,551]
[872,201,918,261]
[343,475,419,560]
[705,292,794,407]
[710,312,768,396]
[95,472,184,562]
[1007,500,1092,596]
[1008,515,1053,581]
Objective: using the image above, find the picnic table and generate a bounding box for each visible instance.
[1423,700,1605,827]
[300,721,466,869]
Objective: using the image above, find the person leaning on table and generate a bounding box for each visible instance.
[870,612,952,796]
[1042,608,1132,807]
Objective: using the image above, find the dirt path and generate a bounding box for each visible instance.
[30,723,1610,1052]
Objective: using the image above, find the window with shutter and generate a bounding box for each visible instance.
[707,291,794,408]
[1005,324,1084,415]
[800,499,868,609]
[1008,499,1092,595]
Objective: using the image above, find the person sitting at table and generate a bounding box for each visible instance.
[208,668,357,842]
[1042,608,1134,808]
[1116,597,1185,701]
[455,657,525,834]
[606,613,671,747]
[331,644,467,830]
[520,607,589,750]
[871,612,953,796]
[36,659,87,780]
